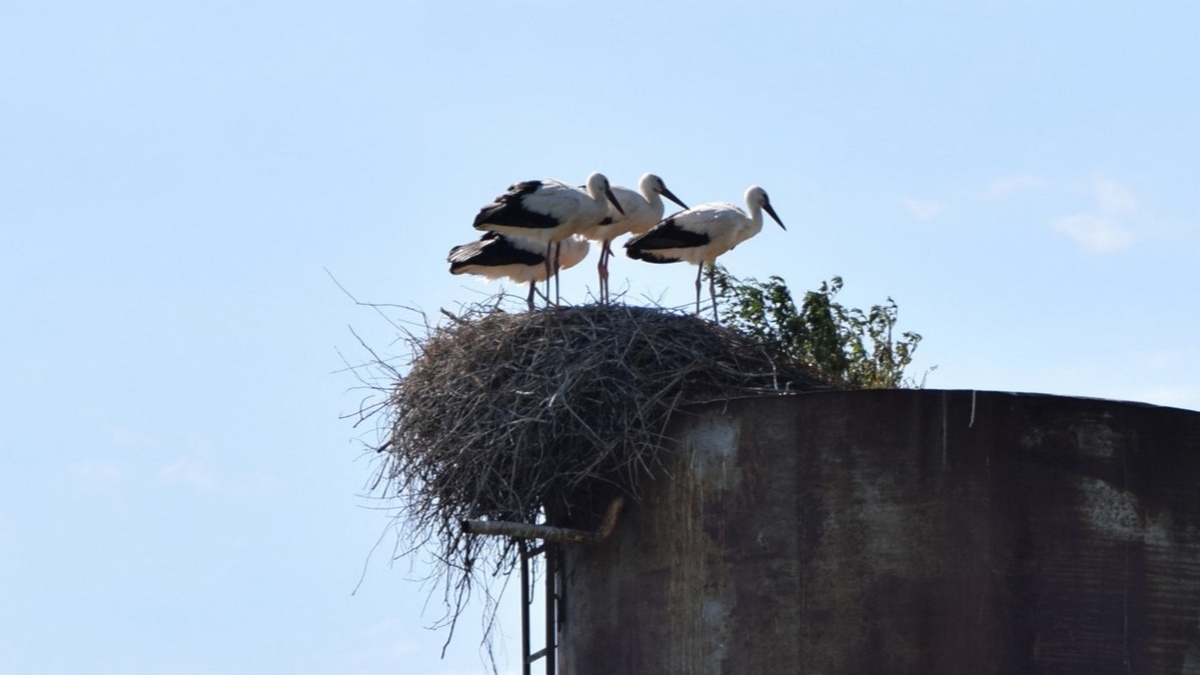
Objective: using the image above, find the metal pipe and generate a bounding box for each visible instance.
[461,496,626,545]
[545,544,557,675]
[519,538,531,675]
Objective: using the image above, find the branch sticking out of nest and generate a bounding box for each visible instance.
[366,300,827,646]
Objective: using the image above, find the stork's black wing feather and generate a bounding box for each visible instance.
[472,181,561,230]
[624,219,711,262]
[449,233,545,272]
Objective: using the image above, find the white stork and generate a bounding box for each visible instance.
[449,233,590,310]
[472,172,624,304]
[576,173,688,303]
[624,185,786,321]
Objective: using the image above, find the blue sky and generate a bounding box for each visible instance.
[2,2,1197,673]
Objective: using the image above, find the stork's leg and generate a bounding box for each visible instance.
[709,263,720,324]
[526,281,537,311]
[598,239,612,303]
[553,241,563,306]
[543,242,554,307]
[596,246,605,303]
[694,263,704,315]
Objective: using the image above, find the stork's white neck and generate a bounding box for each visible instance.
[584,173,609,204]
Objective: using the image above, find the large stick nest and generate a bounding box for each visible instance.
[370,302,826,604]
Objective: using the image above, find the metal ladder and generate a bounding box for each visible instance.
[519,539,561,675]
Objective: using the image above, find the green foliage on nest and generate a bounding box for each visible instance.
[711,267,929,389]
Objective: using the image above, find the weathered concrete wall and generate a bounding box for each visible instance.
[558,390,1200,674]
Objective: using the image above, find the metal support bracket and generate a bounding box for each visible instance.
[460,496,626,544]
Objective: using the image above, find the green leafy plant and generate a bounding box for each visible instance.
[711,267,929,389]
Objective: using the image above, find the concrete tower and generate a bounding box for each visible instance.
[558,390,1200,674]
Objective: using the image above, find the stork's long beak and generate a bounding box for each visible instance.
[661,186,688,210]
[763,202,786,231]
[605,187,626,216]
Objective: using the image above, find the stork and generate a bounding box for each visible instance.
[449,233,590,310]
[472,172,623,304]
[576,173,688,303]
[624,185,786,321]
